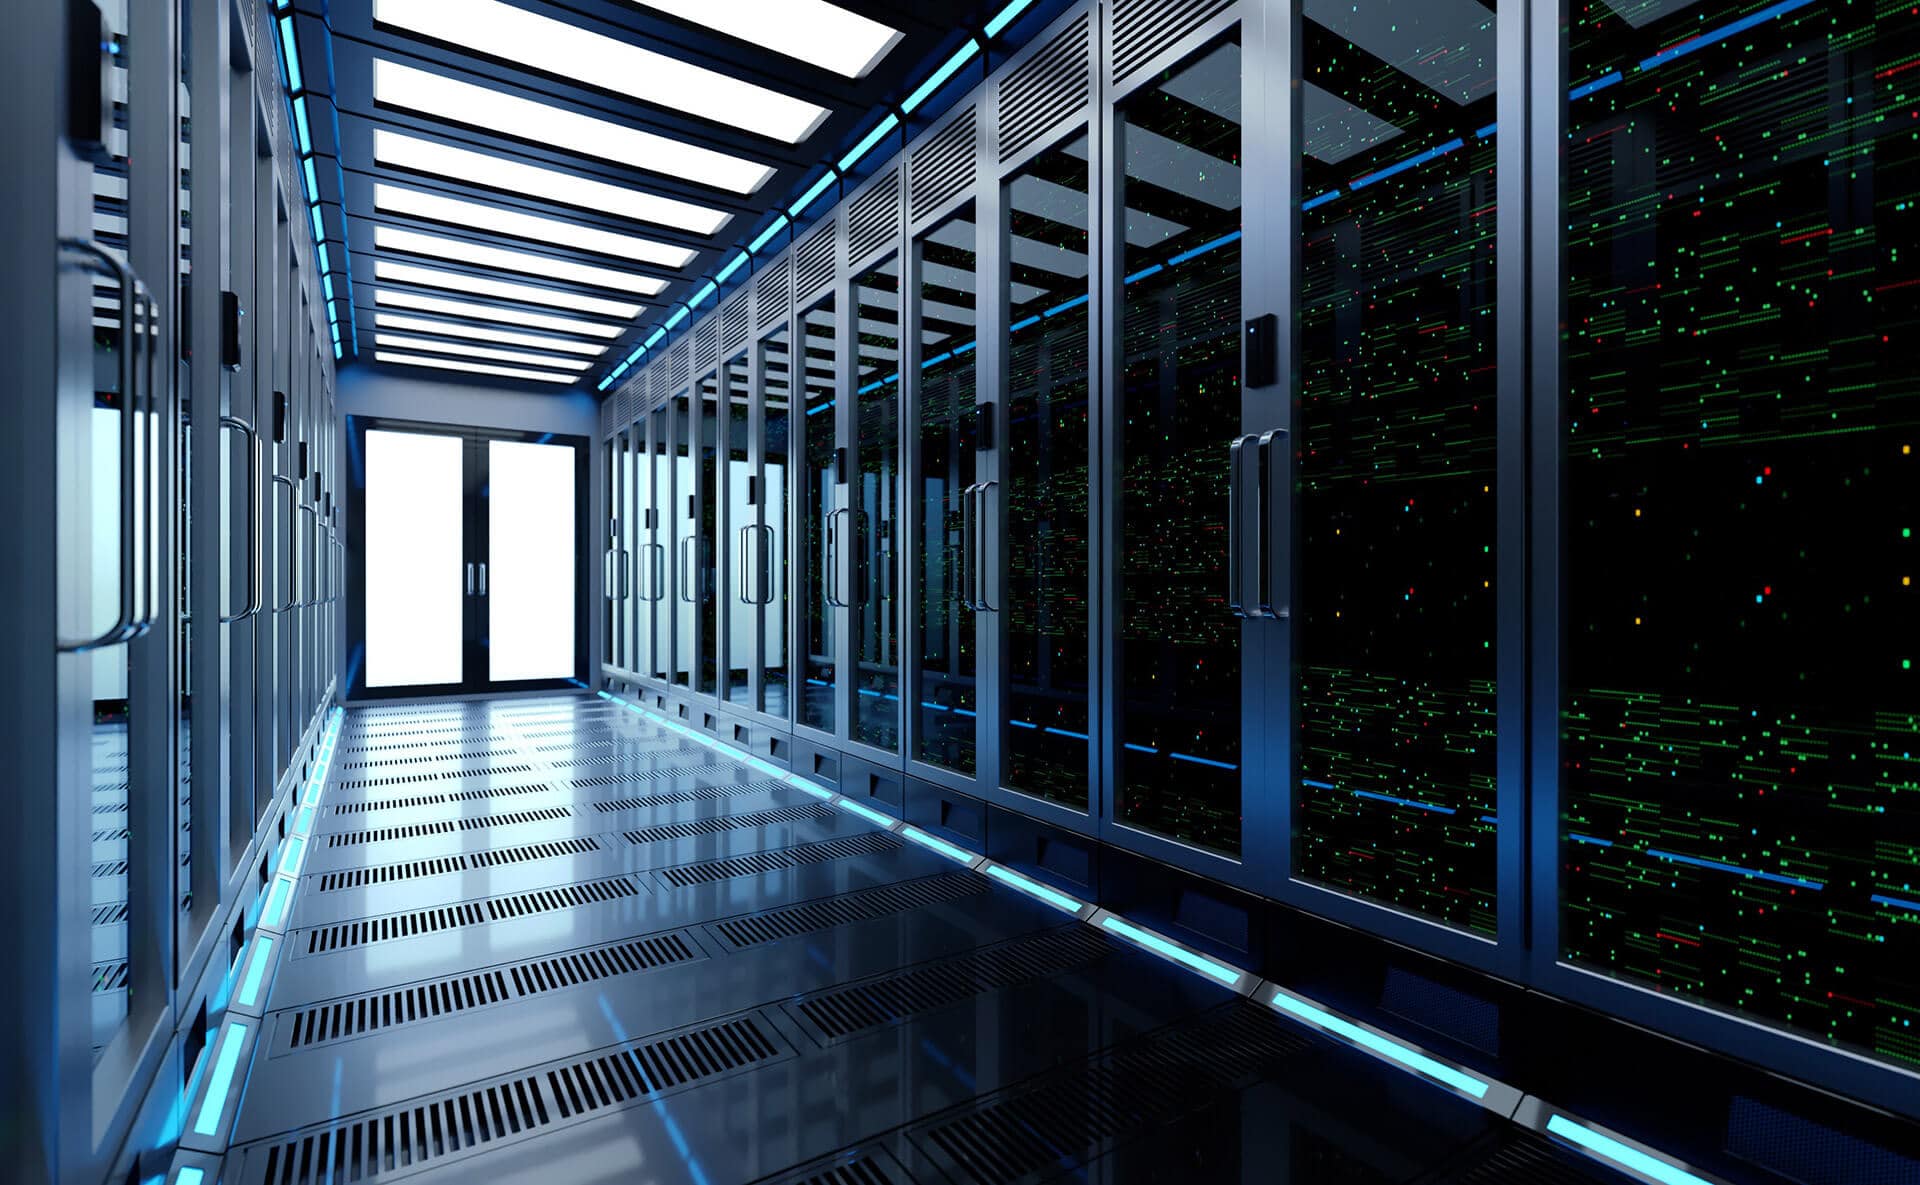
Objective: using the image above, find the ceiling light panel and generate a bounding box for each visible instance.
[374,333,594,370]
[373,0,831,143]
[625,0,902,79]
[376,350,580,384]
[374,130,731,235]
[374,184,697,269]
[374,226,666,296]
[373,288,625,337]
[375,260,642,319]
[375,312,607,356]
[372,60,774,194]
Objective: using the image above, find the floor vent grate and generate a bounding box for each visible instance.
[336,763,535,790]
[485,874,643,920]
[314,837,602,892]
[624,803,834,845]
[656,831,898,888]
[711,873,987,948]
[280,931,701,1050]
[301,874,642,954]
[245,1075,550,1185]
[588,784,757,812]
[326,805,570,846]
[545,1016,782,1120]
[794,925,1112,1040]
[567,762,721,788]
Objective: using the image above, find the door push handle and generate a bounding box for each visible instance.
[219,414,262,623]
[1228,430,1289,620]
[296,503,319,608]
[620,550,630,599]
[678,536,697,603]
[271,473,299,612]
[752,525,775,606]
[958,483,979,611]
[648,542,667,602]
[467,561,475,596]
[737,525,753,605]
[479,562,487,597]
[972,481,998,613]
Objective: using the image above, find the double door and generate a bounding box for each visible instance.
[353,419,587,696]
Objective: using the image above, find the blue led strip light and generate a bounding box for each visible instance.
[597,0,1035,390]
[191,1021,250,1136]
[1545,1115,1715,1185]
[1268,988,1490,1099]
[1099,916,1244,987]
[271,10,354,357]
[235,935,276,1009]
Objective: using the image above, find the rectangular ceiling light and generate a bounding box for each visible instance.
[375,311,606,356]
[375,260,642,320]
[625,0,901,79]
[373,60,773,194]
[377,350,581,384]
[374,130,730,236]
[375,333,593,371]
[374,184,697,269]
[373,0,830,143]
[374,225,666,296]
[374,288,624,338]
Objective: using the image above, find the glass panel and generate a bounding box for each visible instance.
[726,359,753,704]
[761,326,792,719]
[1003,138,1092,807]
[1117,40,1242,853]
[913,206,978,774]
[85,0,138,1060]
[603,437,618,668]
[630,421,651,677]
[489,439,576,682]
[672,391,694,687]
[1561,0,1919,1064]
[853,256,902,751]
[1291,2,1500,932]
[698,372,720,696]
[650,406,672,681]
[364,429,465,687]
[800,297,837,731]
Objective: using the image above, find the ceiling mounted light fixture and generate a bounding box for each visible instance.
[373,332,594,371]
[374,130,731,236]
[373,288,625,337]
[373,184,698,269]
[373,226,666,296]
[624,0,902,79]
[374,311,607,356]
[372,60,775,194]
[375,260,643,320]
[372,0,831,143]
[375,350,581,384]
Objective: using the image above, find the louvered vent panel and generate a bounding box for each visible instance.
[623,803,832,846]
[846,170,900,265]
[692,320,717,371]
[998,14,1091,162]
[654,831,897,888]
[910,107,977,221]
[756,256,790,327]
[708,872,987,948]
[599,399,613,436]
[794,219,836,299]
[720,294,749,355]
[667,341,689,389]
[1112,0,1233,83]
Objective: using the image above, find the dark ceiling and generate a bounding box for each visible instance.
[305,0,1020,390]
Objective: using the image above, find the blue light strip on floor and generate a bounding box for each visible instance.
[259,876,293,930]
[235,935,276,1009]
[1268,988,1490,1099]
[1099,916,1244,987]
[175,1168,206,1185]
[1546,1115,1714,1185]
[901,825,974,864]
[838,798,895,828]
[985,864,1084,914]
[191,1022,249,1136]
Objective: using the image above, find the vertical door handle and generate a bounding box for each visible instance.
[466,561,475,596]
[974,481,998,613]
[271,474,298,612]
[650,542,666,602]
[737,525,752,604]
[753,524,775,605]
[1228,435,1254,617]
[296,503,318,607]
[478,562,487,597]
[958,483,978,611]
[1228,430,1289,619]
[620,550,630,599]
[679,536,695,603]
[219,415,260,622]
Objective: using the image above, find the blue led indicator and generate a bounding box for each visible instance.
[1269,991,1490,1099]
[1545,1115,1711,1185]
[986,865,1082,914]
[191,1022,250,1136]
[236,935,276,1008]
[277,17,302,93]
[1099,916,1242,987]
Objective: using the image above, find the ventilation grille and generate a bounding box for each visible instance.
[301,874,641,954]
[545,1016,781,1120]
[655,831,897,888]
[338,746,518,770]
[588,784,760,812]
[721,293,750,356]
[339,734,504,755]
[710,872,987,948]
[1112,0,1233,83]
[793,925,1112,1041]
[326,806,570,847]
[998,13,1091,162]
[757,255,791,327]
[93,902,129,926]
[280,932,700,1051]
[329,782,555,816]
[846,170,900,264]
[912,1003,1311,1184]
[693,319,717,370]
[335,763,535,791]
[535,738,617,752]
[566,762,724,789]
[346,723,500,741]
[244,1075,552,1185]
[624,803,833,846]
[94,960,129,992]
[315,837,602,892]
[795,219,836,298]
[667,340,689,389]
[911,107,977,221]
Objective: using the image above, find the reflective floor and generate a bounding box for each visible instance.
[224,693,1625,1185]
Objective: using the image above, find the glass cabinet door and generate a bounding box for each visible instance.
[671,390,695,688]
[697,372,720,697]
[629,418,651,680]
[603,434,621,670]
[649,405,671,683]
[725,358,754,706]
[1003,136,1093,811]
[798,296,838,733]
[852,257,902,752]
[760,326,792,720]
[911,206,980,777]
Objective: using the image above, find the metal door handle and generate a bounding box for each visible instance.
[271,473,298,612]
[296,503,318,607]
[1228,430,1289,619]
[466,561,475,596]
[219,415,261,622]
[737,525,753,604]
[679,536,696,603]
[824,507,849,608]
[752,524,775,606]
[648,542,666,602]
[478,561,487,597]
[959,483,979,611]
[973,481,997,613]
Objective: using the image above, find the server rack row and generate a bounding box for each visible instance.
[596,0,1919,1122]
[3,2,342,1182]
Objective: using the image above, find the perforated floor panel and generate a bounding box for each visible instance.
[220,694,1626,1185]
